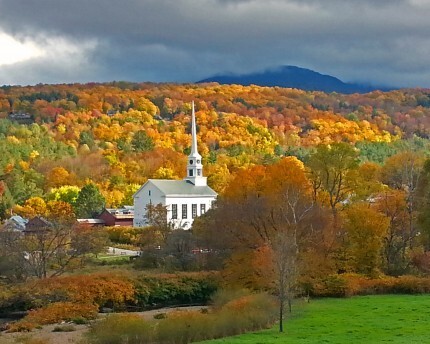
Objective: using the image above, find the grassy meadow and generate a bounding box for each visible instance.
[200,295,430,344]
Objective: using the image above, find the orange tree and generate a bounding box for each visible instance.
[196,157,328,332]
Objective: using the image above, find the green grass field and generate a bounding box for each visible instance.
[200,295,430,344]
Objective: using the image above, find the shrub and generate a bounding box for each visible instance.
[21,302,97,328]
[156,310,214,343]
[6,320,36,333]
[302,274,430,297]
[0,272,220,317]
[86,314,153,344]
[211,288,252,309]
[104,226,145,245]
[219,293,278,333]
[134,273,219,309]
[52,324,76,332]
[153,312,166,319]
[8,273,134,314]
[72,316,89,325]
[306,274,349,297]
[8,302,97,332]
[86,292,277,344]
[12,336,49,344]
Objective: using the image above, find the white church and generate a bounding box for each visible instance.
[133,102,217,229]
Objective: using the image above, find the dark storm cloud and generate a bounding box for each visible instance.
[1,0,430,86]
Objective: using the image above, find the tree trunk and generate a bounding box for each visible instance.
[279,298,284,332]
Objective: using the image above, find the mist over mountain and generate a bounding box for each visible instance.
[198,66,393,94]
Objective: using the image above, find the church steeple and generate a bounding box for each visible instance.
[184,101,207,186]
[190,101,199,156]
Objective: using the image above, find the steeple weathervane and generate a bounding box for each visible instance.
[184,101,207,186]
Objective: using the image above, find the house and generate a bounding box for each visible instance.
[8,112,34,124]
[24,216,53,233]
[98,206,134,226]
[2,215,28,232]
[107,109,119,117]
[133,102,217,229]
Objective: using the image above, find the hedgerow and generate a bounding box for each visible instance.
[2,271,219,331]
[301,273,430,297]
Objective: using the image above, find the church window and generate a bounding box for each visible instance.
[189,159,193,164]
[197,169,201,176]
[149,190,151,196]
[172,204,178,219]
[200,204,206,214]
[197,159,201,164]
[189,169,193,177]
[182,204,187,219]
[192,204,197,218]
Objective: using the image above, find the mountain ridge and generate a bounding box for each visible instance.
[197,65,393,94]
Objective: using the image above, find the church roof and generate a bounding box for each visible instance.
[144,179,217,197]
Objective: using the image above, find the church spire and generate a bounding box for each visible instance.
[184,101,207,186]
[190,101,198,156]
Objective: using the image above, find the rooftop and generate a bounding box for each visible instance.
[146,179,217,197]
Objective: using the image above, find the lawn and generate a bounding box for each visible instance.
[200,295,430,344]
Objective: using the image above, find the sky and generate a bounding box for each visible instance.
[1,0,430,88]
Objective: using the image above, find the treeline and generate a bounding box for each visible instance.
[193,145,430,288]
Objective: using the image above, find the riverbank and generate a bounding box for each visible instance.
[0,306,207,344]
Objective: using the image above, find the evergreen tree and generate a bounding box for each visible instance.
[131,130,154,152]
[74,183,105,218]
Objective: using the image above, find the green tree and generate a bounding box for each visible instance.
[46,185,80,205]
[122,184,141,206]
[0,183,14,220]
[74,183,105,218]
[79,131,95,148]
[131,130,154,152]
[7,169,44,205]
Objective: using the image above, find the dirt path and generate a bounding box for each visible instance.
[0,306,207,344]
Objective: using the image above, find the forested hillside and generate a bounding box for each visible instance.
[1,82,430,218]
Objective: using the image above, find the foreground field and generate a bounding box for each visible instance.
[201,295,430,344]
[2,295,430,343]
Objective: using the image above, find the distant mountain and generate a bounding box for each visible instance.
[197,66,392,94]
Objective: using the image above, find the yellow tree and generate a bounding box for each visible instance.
[343,203,389,276]
[152,167,178,180]
[46,201,76,223]
[13,197,47,218]
[46,167,72,188]
[307,143,360,224]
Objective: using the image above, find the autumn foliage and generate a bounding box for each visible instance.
[1,271,218,330]
[0,81,414,216]
[86,291,277,344]
[4,82,430,335]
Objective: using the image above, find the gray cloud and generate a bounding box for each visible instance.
[1,0,430,87]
